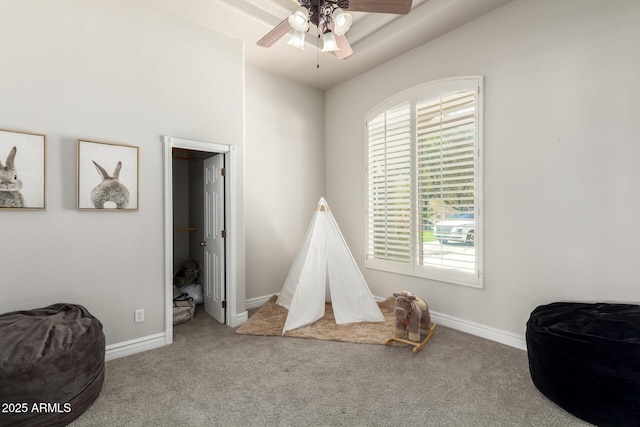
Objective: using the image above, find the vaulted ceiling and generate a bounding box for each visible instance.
[143,0,513,90]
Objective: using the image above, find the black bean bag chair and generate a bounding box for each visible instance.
[0,303,105,427]
[526,302,640,427]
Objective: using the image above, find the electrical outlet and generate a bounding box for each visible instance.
[134,309,144,323]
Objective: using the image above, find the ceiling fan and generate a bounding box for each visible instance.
[257,0,413,60]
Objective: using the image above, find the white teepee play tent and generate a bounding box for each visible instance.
[276,197,384,334]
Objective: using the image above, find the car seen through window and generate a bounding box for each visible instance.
[433,213,474,244]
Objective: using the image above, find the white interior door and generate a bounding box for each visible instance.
[203,154,225,323]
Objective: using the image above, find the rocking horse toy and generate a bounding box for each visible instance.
[385,290,437,353]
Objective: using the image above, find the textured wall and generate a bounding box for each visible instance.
[325,0,640,337]
[0,0,244,345]
[244,66,326,301]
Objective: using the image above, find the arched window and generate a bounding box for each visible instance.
[366,76,483,288]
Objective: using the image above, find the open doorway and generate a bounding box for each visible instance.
[172,148,225,323]
[163,136,242,345]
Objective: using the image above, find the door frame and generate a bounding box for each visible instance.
[163,135,242,345]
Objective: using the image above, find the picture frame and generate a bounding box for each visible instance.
[0,128,46,210]
[77,139,139,211]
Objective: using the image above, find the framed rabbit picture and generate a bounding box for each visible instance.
[77,139,139,211]
[0,128,46,210]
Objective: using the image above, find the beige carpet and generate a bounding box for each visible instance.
[236,295,408,346]
[74,302,590,427]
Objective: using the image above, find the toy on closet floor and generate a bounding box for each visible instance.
[385,290,437,353]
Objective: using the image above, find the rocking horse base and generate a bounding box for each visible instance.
[385,323,437,353]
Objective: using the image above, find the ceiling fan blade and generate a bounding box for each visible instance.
[334,34,353,60]
[328,22,353,60]
[346,0,413,14]
[257,18,291,47]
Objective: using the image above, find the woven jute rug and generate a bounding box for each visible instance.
[235,295,404,346]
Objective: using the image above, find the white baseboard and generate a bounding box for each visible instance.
[229,310,248,327]
[104,295,525,362]
[106,308,250,361]
[246,294,276,310]
[430,310,526,350]
[105,332,167,361]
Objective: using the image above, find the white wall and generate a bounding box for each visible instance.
[245,66,325,300]
[325,0,640,338]
[0,0,244,345]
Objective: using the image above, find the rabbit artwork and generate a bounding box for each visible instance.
[0,146,25,208]
[91,160,130,209]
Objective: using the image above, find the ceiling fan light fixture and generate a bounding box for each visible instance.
[287,30,306,50]
[288,7,310,32]
[321,31,339,52]
[332,8,352,36]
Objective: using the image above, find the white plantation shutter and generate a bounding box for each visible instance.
[366,77,483,288]
[416,91,476,273]
[367,102,412,264]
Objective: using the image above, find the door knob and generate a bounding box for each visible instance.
[200,241,207,247]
